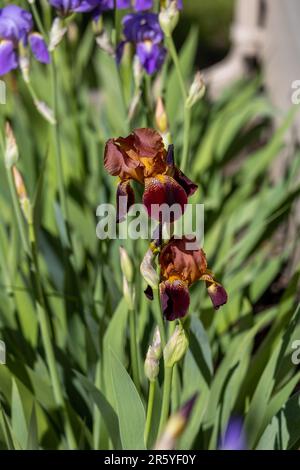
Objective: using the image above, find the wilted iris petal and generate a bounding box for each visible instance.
[29,33,50,63]
[160,279,190,320]
[0,40,18,76]
[220,418,246,450]
[116,180,135,223]
[143,175,187,222]
[207,282,228,310]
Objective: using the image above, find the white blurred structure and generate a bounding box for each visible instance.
[204,0,300,142]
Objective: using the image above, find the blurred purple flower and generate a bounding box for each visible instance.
[219,418,246,450]
[0,5,50,76]
[49,0,114,16]
[117,1,183,10]
[117,12,166,74]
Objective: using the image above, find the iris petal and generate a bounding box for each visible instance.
[207,282,228,310]
[143,175,187,222]
[116,180,135,223]
[29,33,50,64]
[0,40,18,76]
[160,279,190,321]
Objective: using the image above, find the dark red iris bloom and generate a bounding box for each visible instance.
[104,128,198,222]
[159,236,228,320]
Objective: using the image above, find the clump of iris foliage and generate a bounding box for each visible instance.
[0,0,300,451]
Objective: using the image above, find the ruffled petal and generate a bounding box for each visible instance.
[29,33,50,64]
[143,175,187,222]
[160,279,190,321]
[116,180,135,223]
[0,40,18,76]
[173,167,198,197]
[136,42,166,75]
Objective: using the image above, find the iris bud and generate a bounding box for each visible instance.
[5,122,19,169]
[163,323,188,368]
[120,246,134,284]
[159,1,179,37]
[144,327,162,382]
[49,18,68,52]
[140,248,159,289]
[186,72,206,109]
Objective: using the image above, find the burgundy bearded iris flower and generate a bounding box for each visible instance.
[104,128,197,222]
[0,5,50,76]
[117,12,166,74]
[159,236,228,320]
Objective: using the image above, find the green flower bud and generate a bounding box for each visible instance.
[159,1,180,37]
[120,246,134,283]
[5,123,18,169]
[123,276,135,310]
[140,248,159,289]
[144,327,162,382]
[186,72,206,109]
[163,323,188,368]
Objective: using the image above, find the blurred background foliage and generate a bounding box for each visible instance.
[0,0,299,451]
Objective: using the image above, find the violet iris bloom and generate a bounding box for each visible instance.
[117,12,166,74]
[0,5,50,76]
[219,419,246,450]
[49,0,114,17]
[116,0,183,10]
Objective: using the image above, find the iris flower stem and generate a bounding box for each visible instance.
[144,380,156,447]
[30,3,69,227]
[129,308,140,392]
[181,104,191,173]
[158,365,173,436]
[154,285,166,349]
[165,36,191,171]
[165,35,187,102]
[30,2,48,40]
[6,169,30,256]
[50,56,69,226]
[28,221,76,450]
[158,320,176,436]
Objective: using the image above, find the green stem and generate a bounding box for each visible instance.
[30,2,48,39]
[50,56,69,225]
[129,308,140,392]
[181,104,191,173]
[154,286,166,349]
[165,35,192,170]
[158,366,173,436]
[6,170,30,256]
[144,380,156,447]
[165,35,187,102]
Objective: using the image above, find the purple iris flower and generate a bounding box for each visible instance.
[219,418,246,450]
[49,0,114,16]
[0,5,50,77]
[116,0,183,10]
[117,12,166,74]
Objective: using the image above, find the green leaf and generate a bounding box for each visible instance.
[257,391,300,450]
[26,404,38,450]
[110,350,146,450]
[11,379,28,450]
